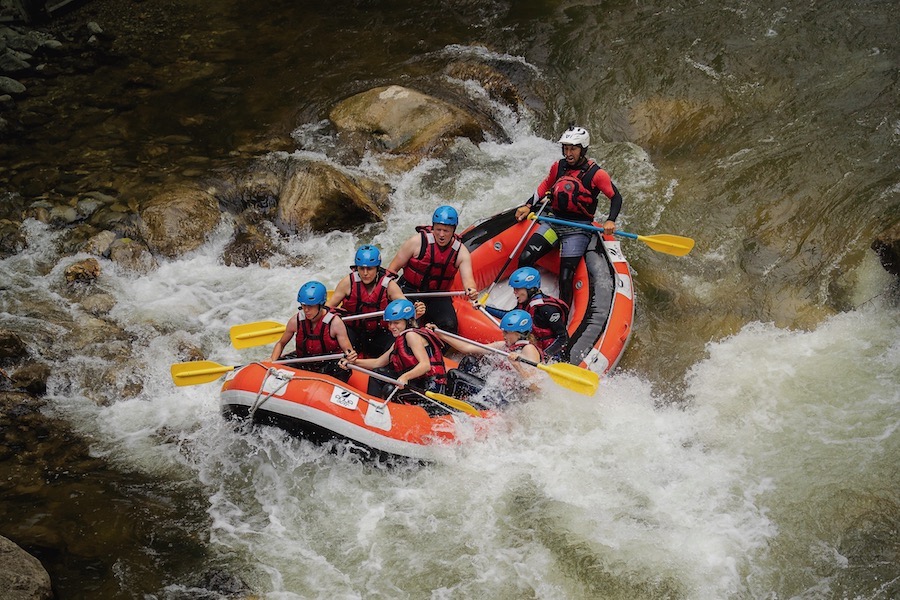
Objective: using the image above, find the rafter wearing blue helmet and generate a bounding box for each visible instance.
[387,204,479,333]
[342,298,448,401]
[271,280,357,382]
[328,244,409,357]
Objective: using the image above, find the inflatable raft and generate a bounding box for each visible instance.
[218,209,634,461]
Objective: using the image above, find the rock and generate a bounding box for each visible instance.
[276,159,388,233]
[138,186,221,258]
[329,85,484,164]
[79,292,117,316]
[0,329,28,364]
[871,221,900,277]
[82,230,117,257]
[0,219,26,257]
[64,257,101,283]
[10,361,50,396]
[108,237,157,273]
[0,75,25,95]
[223,222,276,267]
[445,61,522,110]
[0,535,52,600]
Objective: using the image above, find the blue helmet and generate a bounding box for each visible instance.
[509,267,541,289]
[354,244,381,267]
[500,309,533,333]
[432,205,459,227]
[384,298,415,322]
[297,281,327,306]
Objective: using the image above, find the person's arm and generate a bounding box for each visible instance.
[326,275,351,310]
[428,325,488,355]
[591,169,622,234]
[538,304,569,359]
[508,343,543,390]
[455,245,478,301]
[348,344,392,370]
[270,316,298,360]
[398,331,435,385]
[387,234,421,276]
[328,315,357,362]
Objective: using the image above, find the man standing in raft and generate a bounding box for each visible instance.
[514,125,624,308]
[270,280,357,382]
[388,205,479,333]
[327,244,411,358]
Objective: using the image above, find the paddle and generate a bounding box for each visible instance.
[344,363,482,417]
[229,310,385,349]
[478,201,548,306]
[170,353,345,387]
[434,327,599,396]
[533,214,695,256]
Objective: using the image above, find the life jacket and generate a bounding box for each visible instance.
[295,310,342,356]
[523,293,569,352]
[399,226,462,291]
[506,338,546,363]
[389,327,447,385]
[549,158,602,221]
[340,267,393,333]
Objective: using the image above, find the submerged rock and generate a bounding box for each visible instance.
[871,221,900,277]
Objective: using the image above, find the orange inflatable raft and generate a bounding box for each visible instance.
[219,209,634,461]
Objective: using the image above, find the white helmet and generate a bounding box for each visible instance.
[558,126,590,148]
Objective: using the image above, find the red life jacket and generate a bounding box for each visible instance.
[523,294,569,352]
[295,310,342,356]
[389,327,447,385]
[341,267,393,333]
[399,226,462,291]
[506,338,545,363]
[549,158,602,221]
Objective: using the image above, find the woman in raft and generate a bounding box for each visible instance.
[430,309,543,406]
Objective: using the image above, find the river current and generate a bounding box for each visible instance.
[0,0,898,598]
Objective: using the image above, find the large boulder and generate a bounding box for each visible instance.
[276,159,388,233]
[0,535,52,600]
[329,85,484,166]
[138,187,221,258]
[872,221,900,277]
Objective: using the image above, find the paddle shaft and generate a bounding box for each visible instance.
[171,353,346,386]
[479,202,548,304]
[534,215,694,255]
[435,328,539,367]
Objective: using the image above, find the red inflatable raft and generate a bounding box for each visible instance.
[219,209,634,461]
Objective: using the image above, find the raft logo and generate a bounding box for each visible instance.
[330,388,360,410]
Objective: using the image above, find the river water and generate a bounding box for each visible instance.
[1,0,898,598]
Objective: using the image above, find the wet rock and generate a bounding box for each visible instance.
[329,85,484,167]
[138,186,220,258]
[871,221,900,277]
[0,329,28,364]
[0,219,26,257]
[64,257,101,283]
[446,61,522,110]
[108,237,157,273]
[0,535,52,600]
[223,221,276,267]
[82,229,117,257]
[276,159,388,233]
[10,361,50,396]
[0,75,25,95]
[79,292,117,316]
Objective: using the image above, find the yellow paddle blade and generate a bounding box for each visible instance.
[637,234,695,257]
[230,320,286,349]
[537,362,599,396]
[425,391,483,417]
[170,360,235,386]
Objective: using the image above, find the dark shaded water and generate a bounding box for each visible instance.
[1,0,897,598]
